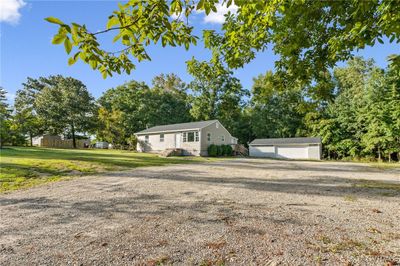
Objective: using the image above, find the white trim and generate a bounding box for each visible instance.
[135,128,201,136]
[249,143,320,146]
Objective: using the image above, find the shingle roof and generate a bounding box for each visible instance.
[135,120,218,135]
[249,137,321,145]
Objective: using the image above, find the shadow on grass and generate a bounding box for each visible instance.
[1,147,208,169]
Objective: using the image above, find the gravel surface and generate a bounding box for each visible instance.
[1,158,399,265]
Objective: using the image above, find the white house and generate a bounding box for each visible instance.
[135,120,237,156]
[249,137,322,160]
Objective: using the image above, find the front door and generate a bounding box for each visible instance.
[175,133,181,148]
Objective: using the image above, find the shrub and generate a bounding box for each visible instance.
[208,144,233,157]
[224,145,233,156]
[220,145,228,156]
[208,144,218,157]
[217,145,223,156]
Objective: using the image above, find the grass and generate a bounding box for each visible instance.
[367,162,400,170]
[343,195,358,202]
[352,179,400,193]
[0,146,219,193]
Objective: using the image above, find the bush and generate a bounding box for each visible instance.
[217,145,223,156]
[220,145,228,156]
[208,144,234,157]
[224,145,233,156]
[208,144,218,157]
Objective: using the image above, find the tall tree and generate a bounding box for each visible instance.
[152,73,186,93]
[309,57,400,160]
[32,76,96,148]
[0,87,11,148]
[97,78,192,147]
[46,1,400,80]
[187,59,248,138]
[250,71,306,139]
[14,78,47,146]
[382,60,400,161]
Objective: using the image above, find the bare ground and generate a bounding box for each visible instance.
[0,158,399,265]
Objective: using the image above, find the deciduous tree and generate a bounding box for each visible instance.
[46,0,400,81]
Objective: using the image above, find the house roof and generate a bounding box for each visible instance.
[249,137,321,146]
[135,120,218,135]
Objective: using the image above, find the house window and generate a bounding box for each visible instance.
[145,135,149,143]
[221,135,225,142]
[182,132,199,142]
[187,132,195,142]
[160,134,164,142]
[207,133,211,142]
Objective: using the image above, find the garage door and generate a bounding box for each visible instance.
[249,146,275,157]
[276,145,308,159]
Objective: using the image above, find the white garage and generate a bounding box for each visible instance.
[249,137,322,160]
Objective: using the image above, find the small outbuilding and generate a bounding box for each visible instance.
[249,137,322,160]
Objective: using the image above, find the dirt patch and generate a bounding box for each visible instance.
[0,159,399,265]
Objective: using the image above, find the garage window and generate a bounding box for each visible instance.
[145,135,149,143]
[160,134,164,142]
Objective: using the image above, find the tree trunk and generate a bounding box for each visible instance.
[378,147,381,161]
[71,123,76,149]
[388,153,391,163]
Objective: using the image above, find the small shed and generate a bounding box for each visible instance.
[249,137,322,160]
[95,142,109,149]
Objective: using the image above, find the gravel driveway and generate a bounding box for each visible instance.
[1,158,399,265]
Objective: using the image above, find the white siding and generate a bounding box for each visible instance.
[137,133,176,152]
[249,146,275,157]
[249,144,321,160]
[136,131,201,155]
[276,145,308,159]
[200,121,234,156]
[307,145,321,160]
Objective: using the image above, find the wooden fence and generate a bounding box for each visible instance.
[40,136,89,149]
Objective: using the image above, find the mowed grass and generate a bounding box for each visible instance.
[0,146,218,192]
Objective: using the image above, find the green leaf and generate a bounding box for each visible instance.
[64,38,72,54]
[197,0,204,10]
[52,34,66,44]
[68,56,77,66]
[45,17,64,25]
[89,60,98,69]
[106,16,119,29]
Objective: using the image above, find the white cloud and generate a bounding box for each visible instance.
[0,0,26,25]
[202,2,238,24]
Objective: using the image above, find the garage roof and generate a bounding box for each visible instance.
[249,137,321,146]
[135,120,218,135]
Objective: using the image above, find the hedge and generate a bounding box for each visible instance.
[207,144,233,157]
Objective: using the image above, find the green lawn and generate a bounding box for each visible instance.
[0,146,217,193]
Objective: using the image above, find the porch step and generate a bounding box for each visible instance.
[160,148,183,157]
[233,144,249,157]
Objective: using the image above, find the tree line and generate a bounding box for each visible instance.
[1,57,399,161]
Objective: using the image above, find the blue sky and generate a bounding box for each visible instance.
[1,0,399,104]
